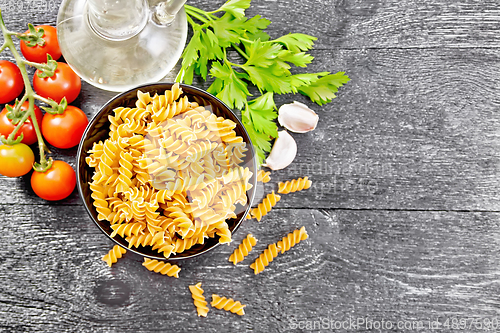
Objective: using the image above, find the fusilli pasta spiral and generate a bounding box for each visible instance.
[87,84,253,259]
[256,170,271,183]
[249,243,280,275]
[249,191,281,221]
[228,234,257,265]
[189,282,209,317]
[276,226,309,254]
[142,258,181,278]
[102,245,127,267]
[277,177,312,194]
[210,294,246,316]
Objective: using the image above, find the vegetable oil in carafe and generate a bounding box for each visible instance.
[57,0,188,92]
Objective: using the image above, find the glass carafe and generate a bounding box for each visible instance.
[57,0,188,92]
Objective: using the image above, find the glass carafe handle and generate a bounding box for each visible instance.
[151,0,188,25]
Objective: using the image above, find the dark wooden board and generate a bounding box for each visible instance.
[1,0,500,332]
[1,207,499,332]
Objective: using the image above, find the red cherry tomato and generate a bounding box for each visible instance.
[31,160,76,201]
[20,25,62,63]
[33,62,81,104]
[42,105,88,148]
[0,102,43,145]
[0,143,34,177]
[0,60,24,104]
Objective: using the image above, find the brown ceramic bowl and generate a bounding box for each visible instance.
[76,82,257,261]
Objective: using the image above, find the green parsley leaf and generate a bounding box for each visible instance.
[289,72,329,92]
[243,63,293,94]
[242,116,272,165]
[176,63,195,84]
[181,3,350,166]
[181,30,202,67]
[298,72,351,105]
[277,50,314,68]
[212,13,248,47]
[208,61,251,110]
[218,0,251,19]
[242,15,271,41]
[243,39,282,67]
[203,30,224,60]
[247,92,278,137]
[274,33,317,53]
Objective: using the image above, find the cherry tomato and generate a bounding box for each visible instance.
[31,160,76,201]
[0,60,24,104]
[0,143,34,177]
[0,102,43,145]
[33,62,81,104]
[20,25,62,63]
[41,105,88,148]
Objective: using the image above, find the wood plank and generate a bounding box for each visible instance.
[1,207,499,331]
[3,0,500,52]
[186,0,500,49]
[2,47,500,212]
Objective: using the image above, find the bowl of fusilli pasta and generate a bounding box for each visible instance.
[76,82,257,261]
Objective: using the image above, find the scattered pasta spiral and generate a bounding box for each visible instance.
[142,258,181,278]
[249,226,309,274]
[228,234,257,265]
[249,191,281,221]
[189,282,209,317]
[256,170,271,183]
[249,243,280,275]
[210,294,246,316]
[276,226,309,254]
[277,177,312,194]
[102,245,127,267]
[86,83,254,259]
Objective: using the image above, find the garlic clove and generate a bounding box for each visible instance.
[278,101,319,133]
[262,130,297,170]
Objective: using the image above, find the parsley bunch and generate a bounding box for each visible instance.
[178,0,350,164]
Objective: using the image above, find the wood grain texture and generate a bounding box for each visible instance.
[1,0,500,332]
[2,48,500,211]
[1,208,499,332]
[184,0,500,49]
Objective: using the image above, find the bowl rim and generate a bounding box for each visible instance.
[76,82,257,261]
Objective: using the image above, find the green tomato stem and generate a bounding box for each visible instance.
[28,95,49,168]
[11,92,29,115]
[34,94,59,109]
[0,9,49,169]
[22,59,50,70]
[6,104,30,141]
[5,93,29,139]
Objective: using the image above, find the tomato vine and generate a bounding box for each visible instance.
[0,9,67,172]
